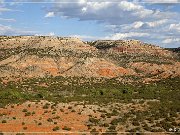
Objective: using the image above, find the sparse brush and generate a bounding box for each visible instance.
[2,120,7,123]
[62,126,71,131]
[52,126,60,131]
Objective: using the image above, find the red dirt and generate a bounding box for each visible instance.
[0,101,89,134]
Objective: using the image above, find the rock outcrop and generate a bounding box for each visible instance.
[0,36,179,83]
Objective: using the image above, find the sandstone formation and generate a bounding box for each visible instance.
[0,36,179,83]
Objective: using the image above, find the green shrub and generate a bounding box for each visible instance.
[2,120,7,123]
[62,126,71,131]
[43,103,50,109]
[108,125,116,131]
[89,117,99,124]
[25,112,31,116]
[22,109,28,112]
[110,118,122,125]
[47,118,53,122]
[132,121,140,126]
[52,126,60,131]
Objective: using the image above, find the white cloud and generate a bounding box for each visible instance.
[0,24,13,34]
[169,23,180,32]
[45,12,55,18]
[0,18,16,22]
[34,32,56,36]
[139,0,180,3]
[147,19,168,27]
[105,32,150,40]
[119,19,168,32]
[133,21,144,29]
[0,7,23,13]
[0,7,13,12]
[1,0,180,48]
[118,1,142,11]
[70,34,101,40]
[48,32,55,36]
[162,38,180,44]
[42,0,180,47]
[47,0,178,25]
[0,24,38,35]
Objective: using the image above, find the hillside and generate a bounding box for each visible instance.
[0,36,180,134]
[0,36,179,83]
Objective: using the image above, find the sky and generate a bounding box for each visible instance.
[0,0,180,48]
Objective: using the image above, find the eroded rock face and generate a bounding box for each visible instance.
[129,62,180,78]
[0,36,179,82]
[92,40,175,58]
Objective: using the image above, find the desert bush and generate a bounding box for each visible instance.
[25,112,31,116]
[47,118,53,122]
[22,109,28,112]
[23,127,27,130]
[2,120,7,123]
[110,118,122,125]
[38,122,42,125]
[52,126,60,131]
[62,126,71,131]
[89,117,99,125]
[108,125,116,131]
[132,121,140,126]
[43,103,50,109]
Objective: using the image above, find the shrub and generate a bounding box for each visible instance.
[2,120,7,123]
[47,118,53,122]
[22,109,28,112]
[71,109,76,112]
[89,117,99,124]
[110,118,122,125]
[90,128,99,135]
[44,110,48,113]
[25,112,31,116]
[52,126,60,131]
[43,103,50,109]
[53,116,60,119]
[38,122,42,125]
[62,126,71,131]
[23,127,27,130]
[103,123,109,127]
[108,125,116,131]
[100,114,106,118]
[60,109,64,112]
[52,112,56,114]
[16,133,25,135]
[132,121,140,126]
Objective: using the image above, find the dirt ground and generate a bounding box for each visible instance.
[0,100,154,135]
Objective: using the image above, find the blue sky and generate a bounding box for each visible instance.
[0,0,180,48]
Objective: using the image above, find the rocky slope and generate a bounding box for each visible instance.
[0,36,179,83]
